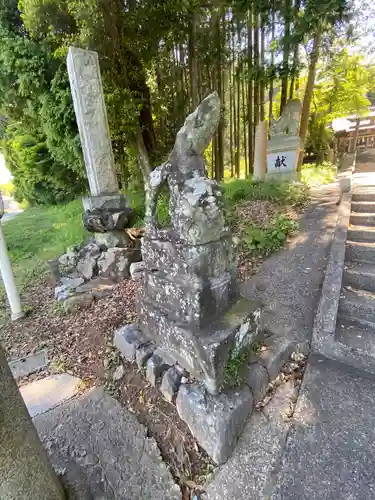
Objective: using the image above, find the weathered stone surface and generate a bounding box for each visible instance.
[83,193,128,212]
[77,241,101,260]
[139,296,262,394]
[95,230,131,249]
[67,47,119,197]
[0,346,65,500]
[8,348,48,379]
[34,387,181,500]
[60,277,84,288]
[204,381,297,500]
[77,257,97,280]
[176,383,253,464]
[83,207,134,233]
[269,99,301,138]
[114,323,145,362]
[136,343,155,369]
[247,362,269,403]
[64,293,94,313]
[98,247,130,280]
[130,261,145,280]
[55,282,77,302]
[59,250,77,267]
[20,373,82,418]
[75,277,116,298]
[112,364,125,381]
[160,366,182,402]
[146,354,170,386]
[259,336,294,381]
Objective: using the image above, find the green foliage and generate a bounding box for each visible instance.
[0,181,14,196]
[242,215,298,256]
[224,343,260,388]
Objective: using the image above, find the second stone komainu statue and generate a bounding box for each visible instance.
[138,91,263,394]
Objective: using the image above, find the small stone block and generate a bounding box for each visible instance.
[146,354,170,386]
[176,383,253,464]
[135,343,155,369]
[160,366,182,403]
[114,324,144,362]
[20,373,81,418]
[247,362,269,403]
[259,337,295,381]
[130,261,145,280]
[8,349,48,379]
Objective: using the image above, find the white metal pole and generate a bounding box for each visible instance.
[0,220,24,321]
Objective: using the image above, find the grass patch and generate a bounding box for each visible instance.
[2,199,87,288]
[301,162,337,186]
[242,215,298,256]
[223,178,308,221]
[224,343,261,388]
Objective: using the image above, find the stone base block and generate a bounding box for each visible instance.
[176,383,253,464]
[145,269,236,328]
[138,296,263,394]
[142,233,237,278]
[95,230,131,249]
[82,194,129,211]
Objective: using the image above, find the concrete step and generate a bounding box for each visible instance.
[339,288,375,323]
[348,226,375,243]
[346,241,375,263]
[335,314,375,355]
[351,201,375,213]
[352,191,375,202]
[350,213,375,226]
[343,262,375,293]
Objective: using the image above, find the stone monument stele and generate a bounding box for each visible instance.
[67,46,133,246]
[267,98,302,180]
[138,92,262,395]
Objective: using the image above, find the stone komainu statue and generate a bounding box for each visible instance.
[269,99,302,138]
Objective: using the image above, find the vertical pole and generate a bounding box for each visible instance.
[0,222,24,321]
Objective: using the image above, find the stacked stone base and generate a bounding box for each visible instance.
[138,296,262,395]
[114,298,270,465]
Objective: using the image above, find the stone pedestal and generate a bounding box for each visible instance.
[266,135,302,181]
[138,232,262,395]
[253,121,267,181]
[0,346,65,500]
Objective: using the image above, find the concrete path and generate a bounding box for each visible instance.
[207,167,375,499]
[2,209,23,223]
[271,354,375,500]
[34,387,181,499]
[240,182,340,350]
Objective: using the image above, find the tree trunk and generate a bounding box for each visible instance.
[298,28,322,169]
[253,12,260,130]
[0,346,65,500]
[188,8,198,110]
[215,8,224,181]
[289,0,301,99]
[280,0,292,115]
[247,9,253,172]
[260,15,265,122]
[241,60,248,176]
[268,5,275,121]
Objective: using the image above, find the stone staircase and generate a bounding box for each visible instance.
[335,160,375,353]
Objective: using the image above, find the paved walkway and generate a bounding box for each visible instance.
[207,161,375,499]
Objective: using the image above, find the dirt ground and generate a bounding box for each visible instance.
[0,199,301,498]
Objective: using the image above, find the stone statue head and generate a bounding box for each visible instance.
[169,91,221,172]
